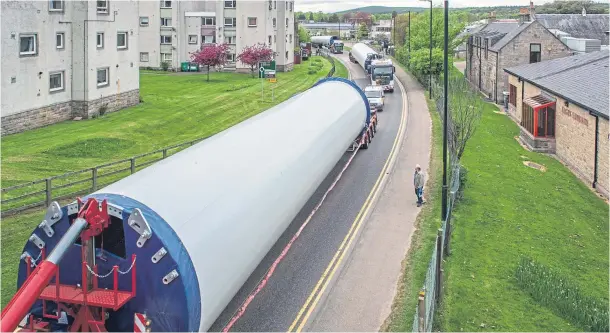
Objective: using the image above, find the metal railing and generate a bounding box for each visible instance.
[1,137,206,217]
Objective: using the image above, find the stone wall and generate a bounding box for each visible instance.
[277,63,294,72]
[1,89,139,136]
[466,38,499,101]
[498,21,571,102]
[1,100,72,136]
[73,89,140,119]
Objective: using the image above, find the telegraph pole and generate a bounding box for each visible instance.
[441,0,449,221]
[408,11,411,66]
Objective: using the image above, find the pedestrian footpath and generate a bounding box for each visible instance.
[306,64,433,331]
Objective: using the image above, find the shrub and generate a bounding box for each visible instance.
[161,61,170,71]
[98,104,108,117]
[515,257,609,332]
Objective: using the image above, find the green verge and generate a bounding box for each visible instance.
[333,57,349,79]
[382,84,443,330]
[0,59,334,309]
[435,80,608,331]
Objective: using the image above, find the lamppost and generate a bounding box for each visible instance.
[441,0,449,221]
[408,11,411,67]
[392,11,397,50]
[420,0,433,96]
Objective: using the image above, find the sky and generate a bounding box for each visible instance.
[295,0,563,13]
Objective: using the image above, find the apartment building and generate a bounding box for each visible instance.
[1,0,140,136]
[138,0,295,72]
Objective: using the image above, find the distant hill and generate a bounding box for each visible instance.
[334,6,426,15]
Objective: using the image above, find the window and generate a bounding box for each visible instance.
[286,18,289,27]
[140,52,149,62]
[268,0,272,10]
[49,71,64,92]
[96,32,104,48]
[203,17,215,26]
[160,0,171,8]
[97,68,109,87]
[161,18,172,27]
[484,39,488,59]
[228,53,236,62]
[161,53,172,63]
[248,17,257,27]
[97,0,108,13]
[203,35,215,44]
[225,36,235,44]
[224,0,236,8]
[188,35,197,44]
[160,36,172,44]
[268,35,272,45]
[224,17,236,27]
[530,43,541,63]
[140,16,149,26]
[274,0,276,9]
[290,34,293,43]
[19,34,37,55]
[273,18,276,27]
[49,0,64,11]
[286,51,289,59]
[117,32,127,49]
[56,32,64,49]
[509,84,517,106]
[289,1,293,11]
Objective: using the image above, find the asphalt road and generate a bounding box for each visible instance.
[209,53,404,332]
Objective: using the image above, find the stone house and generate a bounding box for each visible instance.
[465,7,571,104]
[504,50,609,197]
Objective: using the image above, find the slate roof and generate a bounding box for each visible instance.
[504,50,609,118]
[471,21,523,51]
[489,22,533,51]
[534,14,610,45]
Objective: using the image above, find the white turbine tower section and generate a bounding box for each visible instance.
[351,42,379,72]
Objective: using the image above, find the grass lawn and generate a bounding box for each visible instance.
[333,56,349,79]
[382,92,443,332]
[0,57,335,309]
[436,90,608,331]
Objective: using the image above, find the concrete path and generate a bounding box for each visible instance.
[305,61,432,331]
[454,61,466,73]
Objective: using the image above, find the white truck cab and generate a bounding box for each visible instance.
[364,85,385,112]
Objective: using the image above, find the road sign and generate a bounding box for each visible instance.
[258,60,276,78]
[264,70,276,79]
[268,78,277,83]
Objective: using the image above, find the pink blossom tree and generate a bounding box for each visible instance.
[237,43,274,78]
[191,43,230,81]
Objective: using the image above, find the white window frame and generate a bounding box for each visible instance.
[203,17,215,26]
[224,17,236,27]
[56,32,65,49]
[140,52,149,62]
[19,34,37,56]
[139,16,149,26]
[228,53,236,62]
[248,17,257,27]
[188,35,198,44]
[224,0,236,8]
[117,31,128,49]
[160,0,171,8]
[203,35,215,44]
[225,36,235,44]
[161,35,172,44]
[96,32,104,48]
[161,53,172,63]
[161,17,172,27]
[49,0,64,12]
[96,0,109,14]
[96,67,109,87]
[268,35,272,45]
[49,71,64,92]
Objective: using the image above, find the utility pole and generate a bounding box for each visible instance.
[441,0,449,221]
[429,0,433,97]
[392,11,397,49]
[408,11,411,66]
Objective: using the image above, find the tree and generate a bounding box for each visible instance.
[329,13,340,23]
[308,12,314,21]
[237,43,274,78]
[297,13,306,21]
[190,43,230,81]
[298,25,310,43]
[357,22,369,39]
[432,74,484,163]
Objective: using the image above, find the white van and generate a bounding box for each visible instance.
[364,85,385,112]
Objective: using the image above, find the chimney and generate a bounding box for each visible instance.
[519,8,531,24]
[529,1,536,20]
[489,11,496,23]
